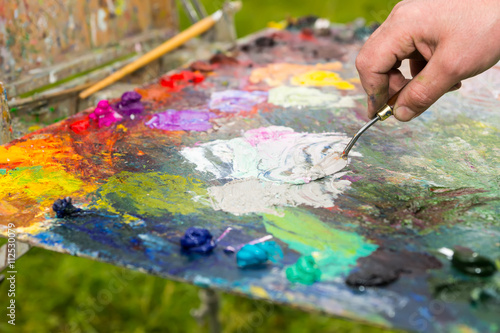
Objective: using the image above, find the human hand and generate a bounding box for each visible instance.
[355,0,500,121]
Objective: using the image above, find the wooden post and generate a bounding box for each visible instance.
[0,82,12,144]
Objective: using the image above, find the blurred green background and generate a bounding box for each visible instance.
[0,1,399,332]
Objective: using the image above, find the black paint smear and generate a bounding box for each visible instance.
[287,15,319,29]
[434,279,500,312]
[241,36,277,52]
[451,246,497,277]
[346,248,442,287]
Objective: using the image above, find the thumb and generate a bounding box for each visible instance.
[394,55,460,121]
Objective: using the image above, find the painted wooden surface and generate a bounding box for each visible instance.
[0,82,12,144]
[0,0,177,84]
[0,25,499,332]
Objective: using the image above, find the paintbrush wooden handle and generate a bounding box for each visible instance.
[79,11,223,99]
[387,87,403,107]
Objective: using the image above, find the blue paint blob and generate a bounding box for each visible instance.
[180,227,215,254]
[236,241,282,268]
[52,197,82,218]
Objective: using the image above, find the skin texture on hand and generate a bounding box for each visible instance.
[356,0,500,121]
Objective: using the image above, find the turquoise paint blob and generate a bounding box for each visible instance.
[286,255,321,285]
[236,241,283,268]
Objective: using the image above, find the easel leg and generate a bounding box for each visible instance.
[191,287,221,333]
[0,240,31,284]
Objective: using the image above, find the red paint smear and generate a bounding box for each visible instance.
[70,118,90,134]
[300,28,316,41]
[160,70,205,92]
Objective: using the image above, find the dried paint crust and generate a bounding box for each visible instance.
[0,26,499,333]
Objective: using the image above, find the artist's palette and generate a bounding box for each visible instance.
[1,26,500,332]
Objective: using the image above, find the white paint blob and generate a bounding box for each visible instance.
[181,126,360,215]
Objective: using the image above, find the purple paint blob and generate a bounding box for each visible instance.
[89,100,123,128]
[145,110,214,131]
[114,91,144,116]
[209,90,268,113]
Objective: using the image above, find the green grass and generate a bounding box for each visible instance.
[1,1,401,332]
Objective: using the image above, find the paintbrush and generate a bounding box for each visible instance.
[79,2,242,99]
[308,87,402,181]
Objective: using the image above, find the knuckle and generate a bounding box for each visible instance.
[355,54,369,72]
[408,81,434,109]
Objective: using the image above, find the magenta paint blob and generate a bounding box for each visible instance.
[145,110,215,131]
[89,100,123,128]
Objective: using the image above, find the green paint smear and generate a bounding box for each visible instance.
[263,209,377,281]
[96,171,207,217]
[286,255,321,285]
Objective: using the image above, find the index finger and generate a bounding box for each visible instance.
[355,25,418,116]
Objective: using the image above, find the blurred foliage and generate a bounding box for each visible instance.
[1,1,401,332]
[179,0,395,37]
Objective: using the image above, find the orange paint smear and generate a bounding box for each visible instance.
[0,134,83,171]
[136,86,172,102]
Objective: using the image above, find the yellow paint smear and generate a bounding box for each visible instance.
[291,70,355,90]
[0,166,96,206]
[267,21,287,30]
[249,62,343,87]
[0,166,97,229]
[249,286,270,299]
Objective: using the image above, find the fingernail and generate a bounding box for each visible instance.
[394,106,417,121]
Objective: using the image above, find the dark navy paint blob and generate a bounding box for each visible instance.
[180,227,216,254]
[53,197,82,218]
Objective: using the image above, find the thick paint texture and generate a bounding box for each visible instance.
[0,166,91,206]
[268,86,355,108]
[291,70,355,90]
[286,255,322,285]
[236,241,283,268]
[114,91,144,116]
[181,126,355,183]
[160,70,205,91]
[53,197,82,218]
[89,100,123,128]
[0,135,82,168]
[264,209,378,280]
[181,126,356,214]
[96,172,207,217]
[209,90,268,112]
[180,227,215,254]
[145,110,215,131]
[346,249,442,287]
